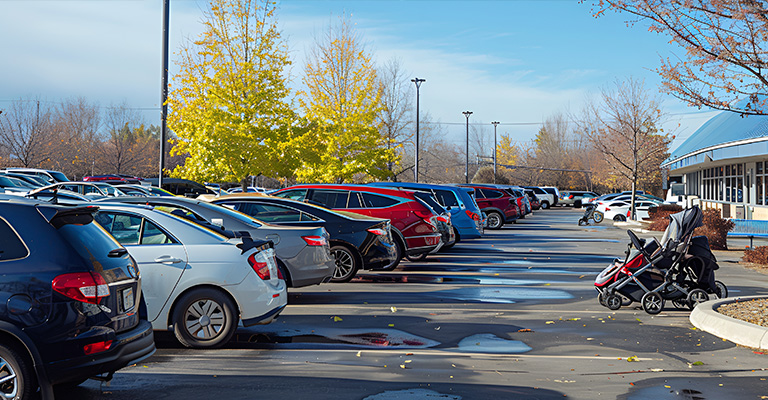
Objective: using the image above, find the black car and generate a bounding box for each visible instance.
[0,197,155,399]
[144,178,215,197]
[211,195,397,282]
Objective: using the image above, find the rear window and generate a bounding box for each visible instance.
[275,189,308,200]
[481,189,504,199]
[361,193,399,208]
[413,192,446,214]
[0,218,28,261]
[310,190,349,208]
[56,215,128,268]
[433,189,459,207]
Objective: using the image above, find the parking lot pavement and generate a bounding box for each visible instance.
[57,208,768,400]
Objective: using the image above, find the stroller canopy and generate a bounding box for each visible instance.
[660,206,703,249]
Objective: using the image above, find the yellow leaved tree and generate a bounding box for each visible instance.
[297,15,396,183]
[167,0,304,185]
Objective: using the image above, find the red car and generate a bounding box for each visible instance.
[273,184,443,267]
[458,184,520,229]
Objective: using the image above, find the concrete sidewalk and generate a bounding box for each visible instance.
[690,296,768,350]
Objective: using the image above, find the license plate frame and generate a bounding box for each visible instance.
[121,287,135,312]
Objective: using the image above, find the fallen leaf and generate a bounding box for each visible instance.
[692,361,704,366]
[567,318,581,321]
[356,351,362,357]
[333,316,343,322]
[651,368,664,372]
[388,324,395,327]
[451,364,456,368]
[518,328,533,332]
[627,356,640,362]
[400,365,405,369]
[391,307,397,313]
[664,385,671,388]
[545,321,555,325]
[406,353,413,356]
[404,360,412,363]
[636,318,643,323]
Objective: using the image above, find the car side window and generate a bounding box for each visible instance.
[347,192,363,208]
[433,189,459,207]
[141,220,174,245]
[361,193,398,208]
[482,189,503,199]
[275,189,307,201]
[154,205,206,222]
[473,189,486,199]
[0,218,28,261]
[97,212,141,245]
[310,190,349,208]
[235,203,303,223]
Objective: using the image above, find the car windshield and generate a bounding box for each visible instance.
[49,171,70,182]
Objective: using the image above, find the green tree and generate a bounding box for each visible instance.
[167,0,302,185]
[298,15,395,183]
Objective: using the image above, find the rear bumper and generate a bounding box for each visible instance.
[242,304,286,326]
[45,319,155,385]
[361,241,397,270]
[283,246,335,287]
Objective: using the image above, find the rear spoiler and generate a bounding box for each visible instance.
[36,204,99,224]
[235,236,274,255]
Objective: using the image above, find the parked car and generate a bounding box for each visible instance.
[115,184,154,196]
[227,186,267,194]
[100,196,335,287]
[1,168,70,184]
[273,184,443,264]
[541,187,561,207]
[210,194,397,281]
[25,187,93,204]
[598,200,659,222]
[34,182,126,198]
[521,188,540,211]
[144,178,215,197]
[1,172,49,188]
[559,191,599,207]
[522,186,554,209]
[409,191,456,251]
[0,175,36,194]
[84,175,127,184]
[0,197,155,397]
[94,204,287,348]
[367,182,484,242]
[457,184,519,229]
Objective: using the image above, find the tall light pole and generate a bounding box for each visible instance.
[159,0,170,188]
[491,121,500,184]
[411,78,425,182]
[463,111,473,183]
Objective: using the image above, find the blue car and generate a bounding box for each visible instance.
[368,182,484,242]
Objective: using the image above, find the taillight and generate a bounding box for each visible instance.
[52,272,110,304]
[605,207,611,211]
[83,340,112,355]
[436,216,448,223]
[367,228,387,236]
[248,252,270,280]
[627,209,631,217]
[569,195,574,199]
[414,210,433,220]
[465,210,480,221]
[302,235,327,246]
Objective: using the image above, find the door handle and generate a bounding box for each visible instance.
[154,255,183,264]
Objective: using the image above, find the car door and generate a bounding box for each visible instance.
[95,211,188,322]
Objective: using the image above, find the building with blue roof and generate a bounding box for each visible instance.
[662,98,768,219]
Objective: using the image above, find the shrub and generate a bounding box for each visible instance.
[647,204,683,231]
[692,208,734,250]
[743,246,768,265]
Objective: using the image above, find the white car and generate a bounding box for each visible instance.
[94,204,287,349]
[598,200,658,222]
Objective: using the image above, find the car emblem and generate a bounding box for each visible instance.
[127,264,138,278]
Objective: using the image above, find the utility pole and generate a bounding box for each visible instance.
[411,78,425,182]
[491,121,499,184]
[159,0,170,188]
[463,111,473,184]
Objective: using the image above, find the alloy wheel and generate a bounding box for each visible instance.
[0,357,18,399]
[331,247,357,281]
[185,299,226,340]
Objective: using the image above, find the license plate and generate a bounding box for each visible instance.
[121,287,135,312]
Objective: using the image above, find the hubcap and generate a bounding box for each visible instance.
[185,300,225,340]
[0,358,18,399]
[488,214,501,228]
[332,249,354,278]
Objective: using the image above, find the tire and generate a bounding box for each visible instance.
[687,289,709,308]
[593,211,604,223]
[172,288,238,349]
[541,201,550,210]
[605,294,622,310]
[641,292,664,315]
[578,219,587,226]
[597,292,606,307]
[380,237,404,271]
[0,343,34,400]
[613,215,626,222]
[714,281,728,299]
[486,211,504,230]
[330,245,359,283]
[405,251,428,262]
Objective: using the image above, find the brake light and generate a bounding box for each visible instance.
[52,272,110,304]
[83,340,112,355]
[367,228,387,236]
[465,210,480,221]
[302,235,327,246]
[569,195,574,199]
[436,216,448,223]
[414,210,433,220]
[605,207,611,211]
[627,209,631,217]
[247,252,270,280]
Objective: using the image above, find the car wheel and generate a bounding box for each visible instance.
[330,245,359,283]
[0,343,34,400]
[172,288,238,349]
[541,201,550,209]
[593,211,604,223]
[380,237,404,271]
[613,215,626,222]
[486,211,503,230]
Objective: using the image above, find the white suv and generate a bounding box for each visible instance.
[522,186,555,209]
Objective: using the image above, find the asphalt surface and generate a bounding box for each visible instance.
[56,208,768,399]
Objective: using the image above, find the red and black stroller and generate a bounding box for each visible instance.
[594,206,727,314]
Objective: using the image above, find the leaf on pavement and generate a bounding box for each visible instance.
[626,356,640,362]
[518,328,533,332]
[356,351,362,357]
[391,306,397,313]
[333,316,343,322]
[545,321,555,324]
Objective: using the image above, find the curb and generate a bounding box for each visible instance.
[689,295,768,350]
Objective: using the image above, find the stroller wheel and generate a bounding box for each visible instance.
[672,299,690,310]
[593,211,604,223]
[687,289,709,308]
[578,219,587,226]
[641,292,664,315]
[597,293,606,306]
[714,281,728,299]
[604,294,622,310]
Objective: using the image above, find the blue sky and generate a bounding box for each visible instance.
[0,0,718,154]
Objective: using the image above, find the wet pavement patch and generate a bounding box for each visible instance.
[237,326,440,349]
[363,389,461,400]
[429,287,573,304]
[353,274,549,285]
[454,333,531,354]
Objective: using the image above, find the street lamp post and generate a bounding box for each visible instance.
[159,0,170,188]
[463,111,473,184]
[411,78,425,182]
[491,121,500,184]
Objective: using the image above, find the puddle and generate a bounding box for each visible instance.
[543,238,621,243]
[363,389,461,400]
[454,333,531,354]
[629,382,738,399]
[354,274,548,285]
[239,326,440,348]
[431,287,573,304]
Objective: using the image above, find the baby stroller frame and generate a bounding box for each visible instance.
[578,204,603,225]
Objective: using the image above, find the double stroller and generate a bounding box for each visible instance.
[594,206,727,314]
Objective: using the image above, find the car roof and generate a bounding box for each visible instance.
[278,184,416,199]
